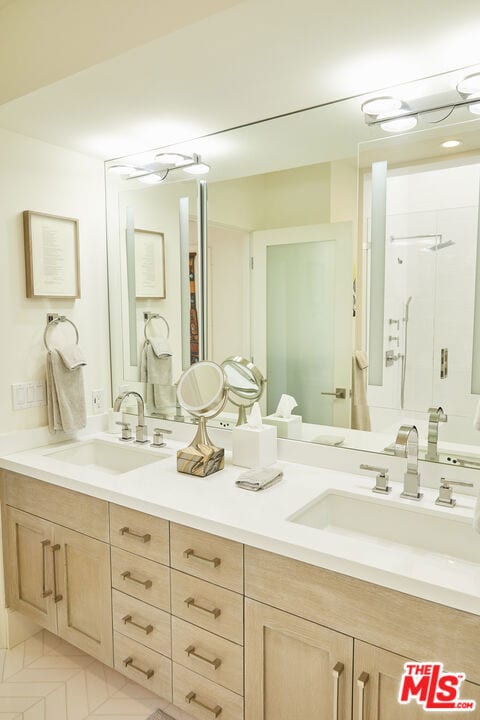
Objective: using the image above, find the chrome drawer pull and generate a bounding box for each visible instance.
[41,539,52,599]
[186,691,222,717]
[122,614,153,635]
[51,544,63,603]
[120,526,151,543]
[121,570,152,589]
[186,644,222,669]
[184,548,221,567]
[332,662,344,720]
[357,671,369,720]
[123,656,154,679]
[185,596,221,618]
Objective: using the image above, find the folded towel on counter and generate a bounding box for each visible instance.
[235,467,283,492]
[46,349,87,433]
[140,340,176,411]
[56,343,87,370]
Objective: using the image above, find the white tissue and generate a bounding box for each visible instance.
[248,402,263,429]
[275,394,297,419]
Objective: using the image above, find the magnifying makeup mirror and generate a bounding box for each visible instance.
[176,361,227,476]
[221,356,266,425]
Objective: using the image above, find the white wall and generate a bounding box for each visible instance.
[0,127,110,433]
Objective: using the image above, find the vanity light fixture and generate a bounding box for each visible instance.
[182,161,210,175]
[360,96,404,116]
[108,164,137,175]
[116,152,210,183]
[138,173,166,185]
[456,72,480,98]
[468,102,480,116]
[380,116,418,133]
[155,152,191,166]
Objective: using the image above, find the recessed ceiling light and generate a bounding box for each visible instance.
[457,72,480,97]
[182,162,210,175]
[469,101,480,116]
[441,140,462,148]
[380,116,418,133]
[361,96,403,116]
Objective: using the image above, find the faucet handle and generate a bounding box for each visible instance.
[116,421,133,441]
[360,464,391,495]
[151,427,172,448]
[435,477,474,507]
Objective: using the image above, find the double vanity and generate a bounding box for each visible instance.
[1,426,480,719]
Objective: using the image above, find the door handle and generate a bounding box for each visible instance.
[321,388,347,399]
[41,539,52,599]
[51,544,63,603]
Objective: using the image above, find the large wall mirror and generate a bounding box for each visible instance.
[106,62,480,469]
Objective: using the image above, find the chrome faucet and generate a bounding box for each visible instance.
[395,424,423,500]
[113,391,149,444]
[425,406,447,462]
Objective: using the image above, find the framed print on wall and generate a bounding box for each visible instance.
[134,228,166,299]
[23,210,80,298]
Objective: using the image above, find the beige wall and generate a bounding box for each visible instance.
[0,127,110,433]
[208,162,333,229]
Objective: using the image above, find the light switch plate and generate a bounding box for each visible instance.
[12,382,46,410]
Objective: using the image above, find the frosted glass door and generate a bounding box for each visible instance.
[251,223,352,427]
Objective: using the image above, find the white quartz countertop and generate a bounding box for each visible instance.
[1,432,480,616]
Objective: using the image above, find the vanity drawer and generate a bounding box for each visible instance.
[173,663,243,720]
[114,631,172,701]
[109,504,169,564]
[172,617,243,695]
[111,547,170,611]
[112,589,171,656]
[171,570,243,645]
[4,471,109,541]
[171,523,244,593]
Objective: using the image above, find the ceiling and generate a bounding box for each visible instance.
[1,0,480,159]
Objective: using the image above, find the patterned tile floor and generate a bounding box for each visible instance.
[0,631,195,720]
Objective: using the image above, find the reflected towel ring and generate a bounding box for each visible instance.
[144,313,170,341]
[44,316,80,351]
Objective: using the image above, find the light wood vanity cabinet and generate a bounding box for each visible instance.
[5,470,480,720]
[245,599,353,720]
[5,505,113,664]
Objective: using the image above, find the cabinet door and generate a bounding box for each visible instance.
[354,640,480,719]
[245,598,353,720]
[54,525,113,665]
[5,506,57,633]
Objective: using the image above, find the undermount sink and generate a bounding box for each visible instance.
[42,439,168,475]
[288,490,480,565]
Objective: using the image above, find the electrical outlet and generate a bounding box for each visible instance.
[91,389,104,413]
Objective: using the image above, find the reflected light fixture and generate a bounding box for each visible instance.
[380,116,418,133]
[360,96,404,116]
[107,152,210,182]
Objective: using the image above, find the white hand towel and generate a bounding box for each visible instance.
[351,350,371,432]
[46,349,86,433]
[150,337,172,358]
[140,341,175,411]
[57,343,87,370]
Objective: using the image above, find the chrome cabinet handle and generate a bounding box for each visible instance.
[123,656,154,679]
[51,544,63,603]
[121,570,152,589]
[120,526,151,543]
[186,691,222,717]
[185,596,221,618]
[332,662,344,720]
[41,539,52,598]
[357,671,369,720]
[186,644,222,669]
[122,614,153,635]
[184,548,221,567]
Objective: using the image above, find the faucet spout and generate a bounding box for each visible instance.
[425,406,447,462]
[113,391,148,443]
[395,424,423,501]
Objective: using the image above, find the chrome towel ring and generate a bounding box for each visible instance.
[44,315,79,351]
[144,313,170,341]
